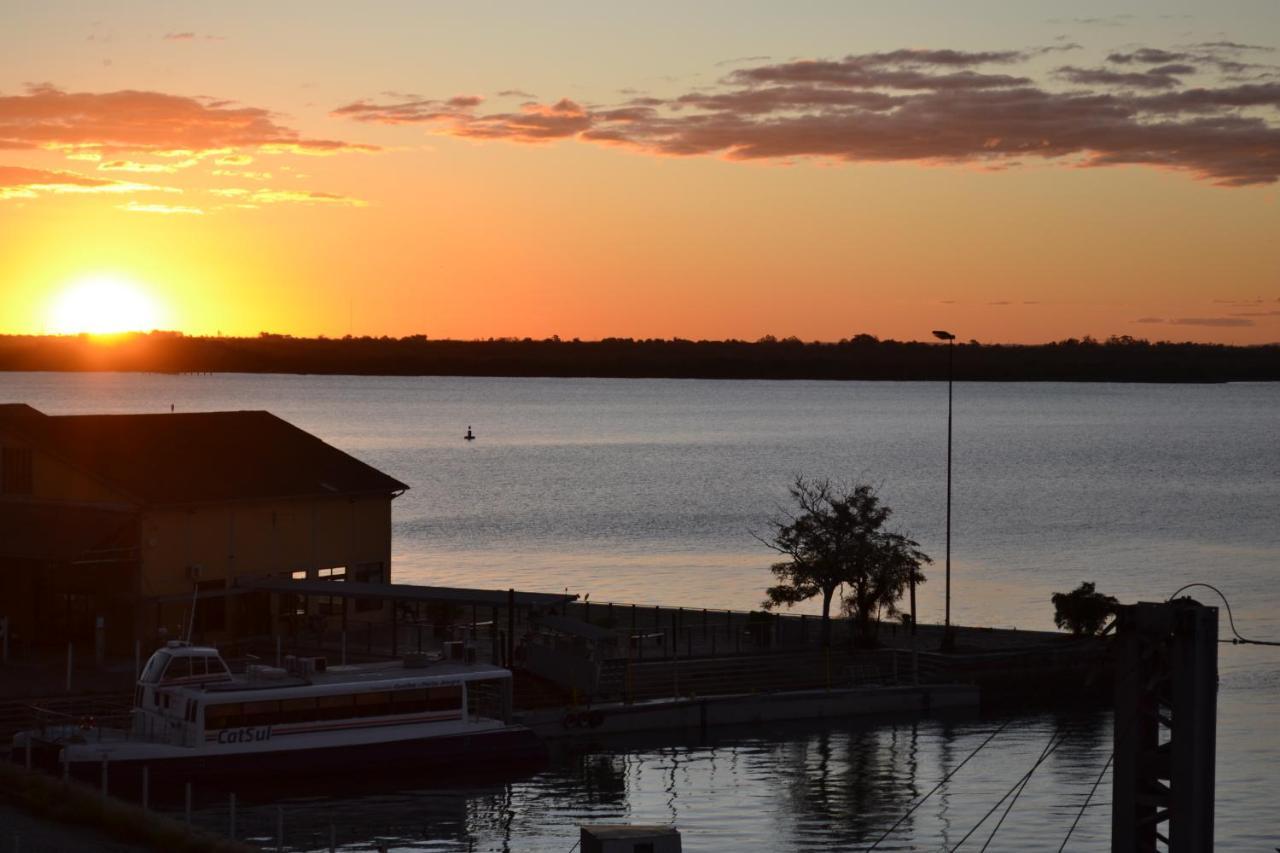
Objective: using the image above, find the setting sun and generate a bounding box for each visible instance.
[46,275,165,335]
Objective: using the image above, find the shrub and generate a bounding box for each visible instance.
[1051,582,1119,636]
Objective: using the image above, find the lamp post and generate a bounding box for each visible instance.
[932,329,956,649]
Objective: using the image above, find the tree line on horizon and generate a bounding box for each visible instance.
[0,331,1277,381]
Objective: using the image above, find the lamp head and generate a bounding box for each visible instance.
[932,330,956,341]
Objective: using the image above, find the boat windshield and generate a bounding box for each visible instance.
[139,651,171,684]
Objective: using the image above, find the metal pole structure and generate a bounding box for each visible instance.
[1112,599,1217,852]
[946,336,953,634]
[932,329,956,648]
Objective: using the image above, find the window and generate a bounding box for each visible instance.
[427,685,463,712]
[1,447,33,495]
[206,703,242,729]
[318,566,346,615]
[354,563,384,612]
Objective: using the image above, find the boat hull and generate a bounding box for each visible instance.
[18,726,546,791]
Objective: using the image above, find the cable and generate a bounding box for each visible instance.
[863,718,1013,851]
[1056,752,1113,853]
[947,731,1067,851]
[979,727,1059,852]
[1167,582,1280,647]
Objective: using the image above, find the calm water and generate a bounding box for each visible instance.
[5,372,1278,850]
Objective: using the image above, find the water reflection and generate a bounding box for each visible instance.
[182,710,1138,852]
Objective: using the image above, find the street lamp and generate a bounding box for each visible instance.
[932,329,956,649]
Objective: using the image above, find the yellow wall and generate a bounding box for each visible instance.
[139,495,392,597]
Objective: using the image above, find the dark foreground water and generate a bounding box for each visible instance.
[5,372,1278,849]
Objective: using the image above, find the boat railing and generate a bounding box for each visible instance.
[26,703,192,747]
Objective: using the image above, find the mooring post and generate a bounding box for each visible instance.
[141,766,148,810]
[1112,599,1218,852]
[229,792,236,840]
[276,805,284,852]
[184,782,192,829]
[100,757,107,797]
[134,639,140,680]
[65,642,72,692]
[329,823,337,853]
[275,635,282,669]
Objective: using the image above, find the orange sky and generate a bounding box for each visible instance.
[1,3,1278,344]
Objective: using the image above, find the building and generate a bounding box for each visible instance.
[0,403,408,655]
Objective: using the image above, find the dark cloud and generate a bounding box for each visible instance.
[1107,48,1191,65]
[1228,309,1280,317]
[335,43,1280,186]
[1056,65,1188,89]
[1133,317,1166,324]
[1,84,378,156]
[1169,317,1255,327]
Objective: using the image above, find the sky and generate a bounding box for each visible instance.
[1,1,1277,344]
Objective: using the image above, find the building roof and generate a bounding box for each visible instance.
[0,405,408,505]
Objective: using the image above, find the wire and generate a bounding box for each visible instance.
[863,718,1013,851]
[979,727,1059,852]
[1168,582,1280,647]
[1056,752,1113,853]
[947,731,1067,851]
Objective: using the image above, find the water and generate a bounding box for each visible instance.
[5,372,1278,849]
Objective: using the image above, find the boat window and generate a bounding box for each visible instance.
[391,689,428,711]
[427,685,463,711]
[316,694,356,721]
[243,700,280,727]
[140,651,171,684]
[163,655,194,682]
[206,703,243,729]
[277,697,317,723]
[355,691,393,717]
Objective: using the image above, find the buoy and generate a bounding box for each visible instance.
[464,426,476,441]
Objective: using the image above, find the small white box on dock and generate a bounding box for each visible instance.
[579,824,681,853]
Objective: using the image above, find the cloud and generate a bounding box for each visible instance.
[163,32,224,42]
[1228,309,1280,317]
[334,43,1280,186]
[209,187,366,206]
[1056,65,1191,89]
[0,84,378,158]
[1133,316,1166,323]
[98,159,179,173]
[118,201,204,214]
[0,165,173,199]
[1169,317,1255,327]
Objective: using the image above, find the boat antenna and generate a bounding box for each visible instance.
[184,566,201,644]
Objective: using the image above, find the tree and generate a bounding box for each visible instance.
[1051,582,1119,636]
[759,477,930,647]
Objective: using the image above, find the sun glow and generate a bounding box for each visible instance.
[47,275,165,335]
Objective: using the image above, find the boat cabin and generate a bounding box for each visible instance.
[130,643,513,749]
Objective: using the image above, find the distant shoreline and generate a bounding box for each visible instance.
[2,333,1277,383]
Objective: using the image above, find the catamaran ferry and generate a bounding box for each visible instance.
[13,642,544,784]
